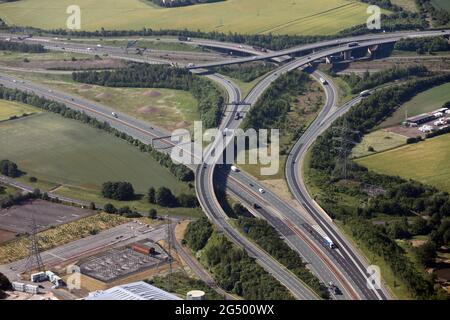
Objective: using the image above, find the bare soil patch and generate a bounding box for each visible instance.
[142,90,162,98]
[0,229,16,243]
[137,106,158,114]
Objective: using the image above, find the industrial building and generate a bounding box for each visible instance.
[78,242,169,283]
[406,113,436,126]
[12,282,40,294]
[85,281,181,300]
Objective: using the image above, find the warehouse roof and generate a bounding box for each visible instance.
[86,281,181,300]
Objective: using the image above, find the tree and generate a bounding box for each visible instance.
[177,193,199,208]
[0,159,20,178]
[415,241,437,267]
[118,206,131,214]
[233,203,250,217]
[101,181,135,201]
[148,187,156,204]
[156,187,177,207]
[149,208,157,219]
[0,272,11,291]
[103,203,117,214]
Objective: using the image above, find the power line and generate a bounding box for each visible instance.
[23,215,45,274]
[332,120,359,180]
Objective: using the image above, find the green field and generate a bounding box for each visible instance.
[0,0,376,35]
[356,134,450,193]
[3,71,199,132]
[0,50,91,63]
[73,39,206,52]
[352,129,407,158]
[378,82,450,129]
[0,104,193,200]
[0,99,39,121]
[432,0,450,12]
[391,0,418,12]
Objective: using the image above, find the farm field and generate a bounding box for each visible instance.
[3,71,200,131]
[0,99,39,121]
[378,82,450,129]
[0,0,376,35]
[0,106,191,197]
[352,129,407,158]
[0,51,91,63]
[391,0,418,12]
[432,0,450,12]
[355,134,450,193]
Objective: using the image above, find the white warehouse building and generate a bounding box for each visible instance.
[85,281,182,300]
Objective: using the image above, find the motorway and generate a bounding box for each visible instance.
[189,29,450,69]
[2,29,450,299]
[0,71,320,300]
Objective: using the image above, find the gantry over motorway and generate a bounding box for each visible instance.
[1,29,449,299]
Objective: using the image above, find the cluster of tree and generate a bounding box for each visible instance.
[237,217,329,299]
[101,181,135,201]
[72,64,224,128]
[102,203,142,218]
[416,0,450,26]
[309,75,450,299]
[360,0,403,11]
[0,40,46,53]
[395,36,450,53]
[361,181,450,219]
[0,188,42,209]
[0,86,194,182]
[0,18,7,29]
[213,62,275,83]
[406,136,423,144]
[342,66,429,94]
[147,186,198,208]
[345,217,447,299]
[183,217,213,251]
[426,124,450,139]
[151,0,224,7]
[243,70,309,132]
[0,159,20,178]
[184,218,293,299]
[0,272,12,300]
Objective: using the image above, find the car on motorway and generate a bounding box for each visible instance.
[348,42,359,47]
[253,203,261,209]
[258,188,265,194]
[112,112,118,118]
[231,165,239,172]
[234,112,240,120]
[360,90,371,97]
